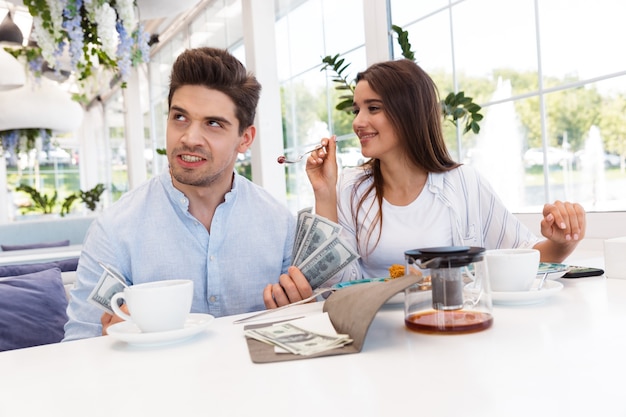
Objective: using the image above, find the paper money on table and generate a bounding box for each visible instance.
[87,263,128,314]
[291,211,359,289]
[244,322,352,356]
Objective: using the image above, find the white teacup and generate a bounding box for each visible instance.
[486,248,540,292]
[110,279,193,333]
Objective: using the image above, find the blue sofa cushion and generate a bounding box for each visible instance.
[1,239,70,251]
[0,268,69,352]
[0,258,79,277]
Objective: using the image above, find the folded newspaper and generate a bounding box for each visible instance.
[292,207,359,289]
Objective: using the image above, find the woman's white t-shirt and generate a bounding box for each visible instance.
[325,165,540,284]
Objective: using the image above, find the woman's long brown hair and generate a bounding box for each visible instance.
[351,59,460,255]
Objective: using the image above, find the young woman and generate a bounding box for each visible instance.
[264,58,586,306]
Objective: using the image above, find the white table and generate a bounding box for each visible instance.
[1,252,624,417]
[0,244,82,266]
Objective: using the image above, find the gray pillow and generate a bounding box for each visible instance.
[0,258,79,277]
[0,268,69,352]
[1,239,70,251]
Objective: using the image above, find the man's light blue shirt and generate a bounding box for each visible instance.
[64,170,296,341]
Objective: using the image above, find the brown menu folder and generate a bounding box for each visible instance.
[245,274,420,363]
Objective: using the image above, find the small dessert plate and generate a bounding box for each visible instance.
[491,279,563,306]
[107,313,214,346]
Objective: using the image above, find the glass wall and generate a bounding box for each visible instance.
[276,0,367,212]
[389,0,626,212]
[113,0,626,216]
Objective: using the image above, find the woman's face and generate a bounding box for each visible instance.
[352,80,400,161]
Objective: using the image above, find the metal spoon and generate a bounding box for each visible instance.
[536,271,550,291]
[277,144,324,164]
[232,287,337,324]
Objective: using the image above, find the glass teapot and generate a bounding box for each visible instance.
[403,246,493,334]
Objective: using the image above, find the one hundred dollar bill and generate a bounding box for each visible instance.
[293,215,342,267]
[87,263,128,314]
[292,207,313,261]
[245,323,352,356]
[298,235,359,289]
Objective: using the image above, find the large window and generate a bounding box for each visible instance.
[274,0,626,214]
[390,0,626,212]
[88,0,626,218]
[276,0,366,212]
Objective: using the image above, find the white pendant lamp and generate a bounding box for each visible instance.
[0,77,84,132]
[0,47,25,90]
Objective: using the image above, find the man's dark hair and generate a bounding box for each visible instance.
[168,47,261,134]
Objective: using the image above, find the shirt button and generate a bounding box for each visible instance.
[209,256,215,261]
[209,296,217,303]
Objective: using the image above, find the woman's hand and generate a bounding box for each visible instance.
[306,136,338,198]
[534,200,586,262]
[305,136,339,222]
[540,200,586,243]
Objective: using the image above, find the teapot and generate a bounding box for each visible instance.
[403,246,493,334]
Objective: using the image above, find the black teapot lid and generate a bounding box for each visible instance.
[405,246,485,268]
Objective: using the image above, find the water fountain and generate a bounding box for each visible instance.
[578,125,607,207]
[469,78,525,209]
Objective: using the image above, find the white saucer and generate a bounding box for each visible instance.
[491,279,564,306]
[107,313,214,346]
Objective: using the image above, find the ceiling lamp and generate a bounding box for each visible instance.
[0,11,23,45]
[0,47,25,90]
[0,77,84,132]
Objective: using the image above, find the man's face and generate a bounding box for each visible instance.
[166,85,254,190]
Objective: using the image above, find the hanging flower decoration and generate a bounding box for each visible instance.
[0,128,52,156]
[19,0,150,88]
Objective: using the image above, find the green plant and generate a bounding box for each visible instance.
[16,183,106,217]
[16,184,58,214]
[320,24,483,135]
[60,194,80,216]
[78,183,106,211]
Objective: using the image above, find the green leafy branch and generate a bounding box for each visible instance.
[78,183,106,211]
[320,54,356,113]
[321,24,483,135]
[16,184,58,214]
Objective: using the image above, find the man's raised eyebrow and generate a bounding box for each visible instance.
[169,105,233,125]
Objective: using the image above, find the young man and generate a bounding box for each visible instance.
[64,47,307,340]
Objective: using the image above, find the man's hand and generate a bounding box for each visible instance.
[263,266,313,309]
[101,304,128,335]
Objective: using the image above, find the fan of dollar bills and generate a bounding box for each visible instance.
[292,208,359,289]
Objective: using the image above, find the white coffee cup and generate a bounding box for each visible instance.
[110,279,193,333]
[486,248,540,292]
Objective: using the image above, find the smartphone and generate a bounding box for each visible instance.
[562,266,605,278]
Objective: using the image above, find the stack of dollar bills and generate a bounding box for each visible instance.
[245,321,352,356]
[292,208,359,289]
